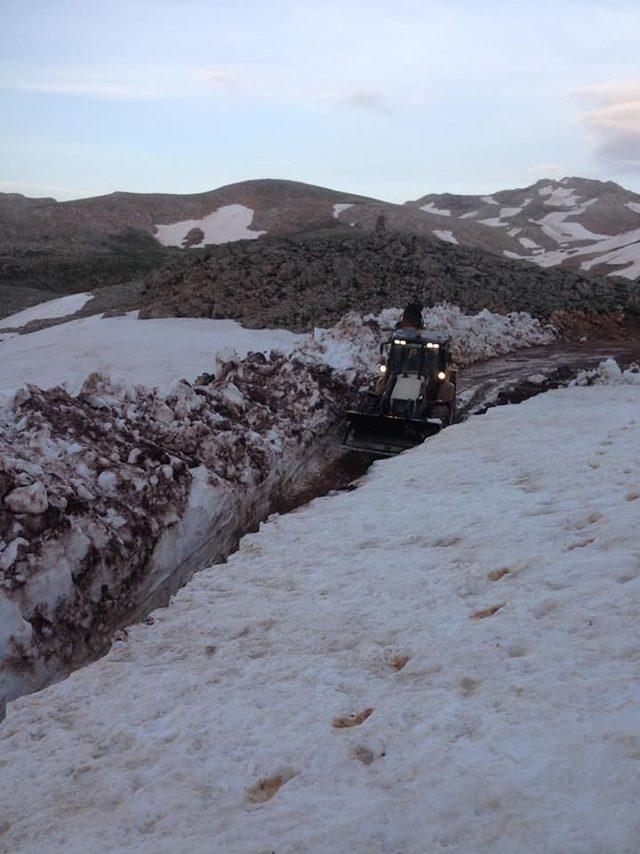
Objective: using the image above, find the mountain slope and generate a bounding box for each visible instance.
[406,177,640,281]
[2,176,640,321]
[138,230,639,331]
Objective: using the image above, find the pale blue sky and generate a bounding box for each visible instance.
[1,0,639,201]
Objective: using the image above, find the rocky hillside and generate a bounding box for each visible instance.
[138,230,639,331]
[0,180,392,317]
[406,177,640,281]
[3,176,640,320]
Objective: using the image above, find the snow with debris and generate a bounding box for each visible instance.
[419,202,451,216]
[433,229,458,244]
[154,204,266,247]
[304,305,554,377]
[0,312,302,396]
[332,203,354,219]
[460,209,478,219]
[2,379,640,853]
[0,293,93,329]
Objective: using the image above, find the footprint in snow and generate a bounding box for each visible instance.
[471,603,505,619]
[246,769,297,804]
[333,708,374,728]
[566,537,595,551]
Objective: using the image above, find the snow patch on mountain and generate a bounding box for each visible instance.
[0,293,93,330]
[420,202,451,216]
[433,229,458,244]
[154,204,265,247]
[333,203,354,219]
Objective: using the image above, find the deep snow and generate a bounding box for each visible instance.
[0,304,557,703]
[0,313,302,395]
[1,379,639,853]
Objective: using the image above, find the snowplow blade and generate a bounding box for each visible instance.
[343,411,442,457]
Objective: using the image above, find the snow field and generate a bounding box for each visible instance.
[2,382,640,852]
[154,204,266,247]
[0,313,302,396]
[0,292,93,330]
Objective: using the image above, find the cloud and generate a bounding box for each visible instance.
[0,67,241,100]
[571,83,640,172]
[341,91,395,114]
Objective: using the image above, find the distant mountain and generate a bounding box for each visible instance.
[406,177,640,281]
[2,176,640,320]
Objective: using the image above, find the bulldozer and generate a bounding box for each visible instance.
[343,327,457,456]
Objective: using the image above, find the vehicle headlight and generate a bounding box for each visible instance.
[379,364,387,373]
[437,371,446,380]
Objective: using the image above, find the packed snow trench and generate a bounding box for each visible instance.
[1,370,640,852]
[1,305,559,706]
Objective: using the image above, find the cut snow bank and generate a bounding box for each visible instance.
[0,304,554,703]
[0,355,357,703]
[304,305,554,377]
[2,381,639,853]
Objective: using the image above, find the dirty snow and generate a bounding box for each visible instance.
[332,203,354,219]
[419,202,451,216]
[0,293,93,329]
[432,229,458,244]
[0,304,554,702]
[0,349,356,703]
[305,305,554,376]
[460,210,478,219]
[154,204,266,248]
[2,381,640,853]
[0,313,302,395]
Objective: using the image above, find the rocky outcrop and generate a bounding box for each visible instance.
[139,231,639,331]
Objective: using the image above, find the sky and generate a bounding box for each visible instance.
[1,0,639,202]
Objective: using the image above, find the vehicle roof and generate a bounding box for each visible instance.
[392,327,450,344]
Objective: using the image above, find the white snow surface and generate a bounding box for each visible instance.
[432,229,458,244]
[0,293,93,329]
[154,204,266,247]
[480,194,499,205]
[3,382,640,853]
[626,201,640,214]
[0,313,302,396]
[419,202,451,216]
